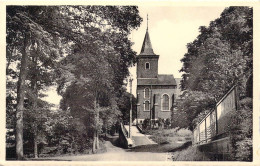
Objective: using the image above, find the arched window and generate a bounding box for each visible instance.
[162,94,170,110]
[144,88,149,98]
[144,101,150,111]
[145,62,150,69]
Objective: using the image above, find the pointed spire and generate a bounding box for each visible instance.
[140,14,155,55]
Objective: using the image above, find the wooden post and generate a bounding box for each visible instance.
[129,78,133,138]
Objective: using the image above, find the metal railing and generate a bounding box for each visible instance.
[193,85,238,146]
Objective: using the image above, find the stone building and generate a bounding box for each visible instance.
[136,26,181,124]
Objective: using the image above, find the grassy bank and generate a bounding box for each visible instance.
[171,145,211,161]
[143,128,192,144]
[130,128,192,153]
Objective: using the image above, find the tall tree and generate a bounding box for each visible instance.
[7,6,63,159]
[56,6,141,153]
[179,7,252,129]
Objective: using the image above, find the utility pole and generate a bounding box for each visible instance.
[129,77,133,138]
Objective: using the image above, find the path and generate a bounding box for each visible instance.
[124,125,156,146]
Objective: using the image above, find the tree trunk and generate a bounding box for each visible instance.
[92,92,100,153]
[96,102,99,150]
[92,131,96,153]
[92,95,97,153]
[32,54,39,159]
[33,129,38,158]
[16,32,30,160]
[96,130,99,149]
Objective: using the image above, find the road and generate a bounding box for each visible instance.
[45,126,171,161]
[46,140,170,161]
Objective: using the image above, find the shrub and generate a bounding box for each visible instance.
[171,109,189,129]
[176,128,192,137]
[142,118,150,130]
[229,97,252,161]
[165,118,171,129]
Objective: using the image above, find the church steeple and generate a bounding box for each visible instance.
[140,14,155,55]
[137,15,159,79]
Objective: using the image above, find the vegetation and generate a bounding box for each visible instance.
[143,128,192,145]
[6,6,142,159]
[172,146,211,161]
[176,6,252,161]
[229,97,252,161]
[178,6,252,130]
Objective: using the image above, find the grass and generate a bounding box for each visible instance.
[143,128,192,145]
[129,128,193,153]
[171,145,211,161]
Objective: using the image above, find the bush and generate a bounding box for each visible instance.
[176,128,192,137]
[171,109,189,129]
[229,97,252,161]
[142,118,150,130]
[165,118,171,129]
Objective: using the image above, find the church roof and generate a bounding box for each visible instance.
[137,74,177,86]
[139,29,156,55]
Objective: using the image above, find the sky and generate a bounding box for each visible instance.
[43,6,227,105]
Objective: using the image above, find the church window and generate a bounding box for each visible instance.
[145,62,150,69]
[144,101,150,111]
[162,94,170,110]
[144,88,150,98]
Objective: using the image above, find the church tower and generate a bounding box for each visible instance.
[136,17,159,79]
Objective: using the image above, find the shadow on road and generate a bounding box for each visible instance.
[130,141,192,153]
[103,133,121,148]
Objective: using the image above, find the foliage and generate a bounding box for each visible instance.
[142,118,150,130]
[229,97,252,161]
[171,109,189,128]
[143,128,192,145]
[178,7,252,130]
[6,5,142,158]
[55,6,142,153]
[176,128,192,137]
[117,91,137,124]
[164,118,171,129]
[177,7,252,161]
[172,145,211,161]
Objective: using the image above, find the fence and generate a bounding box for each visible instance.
[193,85,238,158]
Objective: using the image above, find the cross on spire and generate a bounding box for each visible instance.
[147,14,149,31]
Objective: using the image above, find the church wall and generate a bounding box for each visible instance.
[136,85,176,122]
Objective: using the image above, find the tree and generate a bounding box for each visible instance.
[117,91,137,124]
[179,7,252,129]
[55,6,142,153]
[7,6,66,159]
[7,5,142,158]
[178,6,252,161]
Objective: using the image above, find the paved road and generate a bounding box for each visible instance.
[46,140,170,161]
[124,125,156,146]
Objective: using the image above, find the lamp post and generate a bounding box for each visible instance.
[129,77,133,138]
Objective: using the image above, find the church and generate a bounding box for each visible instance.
[136,22,181,124]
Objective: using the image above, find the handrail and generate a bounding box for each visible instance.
[121,123,128,137]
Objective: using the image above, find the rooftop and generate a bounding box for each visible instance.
[139,29,156,56]
[137,74,177,86]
